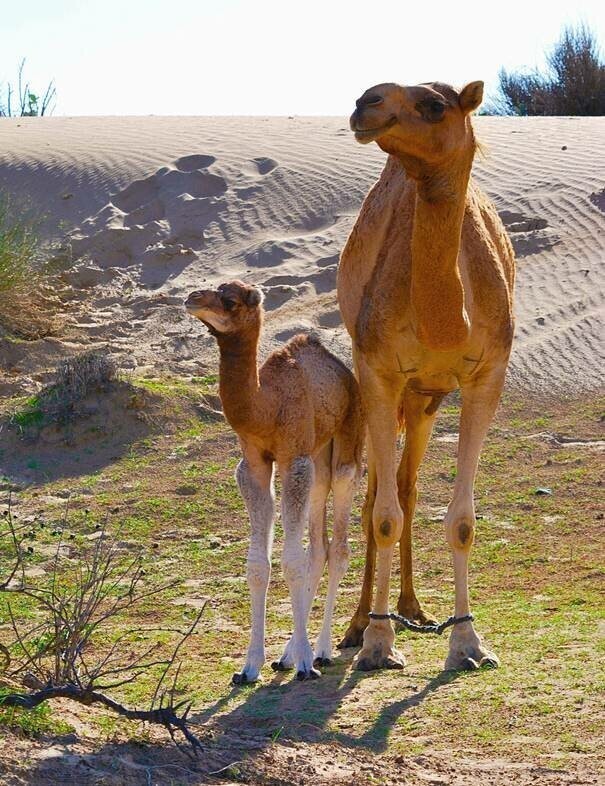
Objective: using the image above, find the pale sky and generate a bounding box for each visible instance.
[2,0,604,116]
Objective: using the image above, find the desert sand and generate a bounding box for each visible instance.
[0,115,604,395]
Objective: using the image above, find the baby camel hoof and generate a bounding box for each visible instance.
[313,656,333,668]
[232,671,257,685]
[354,649,406,672]
[271,660,292,672]
[296,667,321,681]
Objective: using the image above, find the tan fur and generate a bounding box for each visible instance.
[337,81,514,670]
[185,280,364,680]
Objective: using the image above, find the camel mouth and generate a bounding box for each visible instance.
[353,117,397,143]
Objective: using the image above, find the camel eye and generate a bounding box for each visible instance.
[416,98,446,122]
[222,298,236,311]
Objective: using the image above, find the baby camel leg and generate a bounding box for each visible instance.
[444,373,503,671]
[314,459,357,666]
[232,455,275,685]
[280,455,319,680]
[272,444,331,670]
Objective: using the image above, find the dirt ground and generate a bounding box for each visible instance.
[0,379,603,786]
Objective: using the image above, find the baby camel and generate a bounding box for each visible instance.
[185,281,364,682]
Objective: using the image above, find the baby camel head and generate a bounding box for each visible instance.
[350,80,483,166]
[185,280,263,336]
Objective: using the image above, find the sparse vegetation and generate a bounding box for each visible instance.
[0,193,41,295]
[486,24,605,115]
[0,383,602,782]
[0,192,62,340]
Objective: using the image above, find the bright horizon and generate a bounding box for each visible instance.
[2,0,605,116]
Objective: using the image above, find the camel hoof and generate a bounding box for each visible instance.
[337,623,367,649]
[296,667,321,681]
[232,671,256,685]
[395,601,438,628]
[354,650,406,672]
[479,654,500,669]
[313,656,332,668]
[271,660,292,672]
[445,622,499,672]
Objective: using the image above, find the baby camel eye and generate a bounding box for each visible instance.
[222,298,236,311]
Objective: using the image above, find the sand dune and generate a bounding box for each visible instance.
[0,115,603,395]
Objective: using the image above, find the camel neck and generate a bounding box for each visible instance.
[409,149,474,351]
[216,326,261,430]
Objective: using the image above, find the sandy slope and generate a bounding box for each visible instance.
[0,115,603,394]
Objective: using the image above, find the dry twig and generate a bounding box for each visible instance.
[0,508,206,755]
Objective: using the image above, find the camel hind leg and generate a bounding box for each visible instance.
[338,444,375,648]
[314,430,359,665]
[396,388,440,626]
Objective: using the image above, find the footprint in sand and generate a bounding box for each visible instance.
[112,164,227,214]
[262,285,302,311]
[251,156,278,175]
[245,240,295,268]
[318,310,342,328]
[113,176,160,213]
[160,169,227,199]
[499,210,548,232]
[589,188,605,212]
[498,210,558,258]
[174,154,217,172]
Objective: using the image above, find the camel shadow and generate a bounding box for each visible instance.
[193,648,467,756]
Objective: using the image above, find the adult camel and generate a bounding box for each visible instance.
[336,80,515,671]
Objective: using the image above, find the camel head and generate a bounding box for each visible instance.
[350,80,483,167]
[185,280,263,336]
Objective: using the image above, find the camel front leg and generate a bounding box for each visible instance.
[338,445,376,649]
[279,456,319,680]
[232,456,275,685]
[444,372,504,671]
[353,367,405,671]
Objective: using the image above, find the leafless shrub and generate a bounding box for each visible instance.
[0,495,26,671]
[0,59,56,117]
[11,349,118,433]
[0,500,205,755]
[486,24,605,115]
[53,349,117,405]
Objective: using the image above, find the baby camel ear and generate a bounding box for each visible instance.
[245,286,264,307]
[459,81,484,114]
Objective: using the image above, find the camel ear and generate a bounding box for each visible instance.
[245,286,264,307]
[459,81,484,114]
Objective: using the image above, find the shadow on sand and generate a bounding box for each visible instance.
[195,647,466,753]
